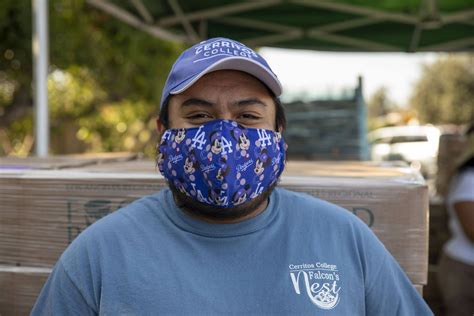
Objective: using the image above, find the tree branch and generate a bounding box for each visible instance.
[0,85,33,127]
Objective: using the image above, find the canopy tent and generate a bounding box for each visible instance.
[86,0,474,52]
[32,0,473,156]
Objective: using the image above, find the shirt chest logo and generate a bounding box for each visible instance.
[289,262,341,310]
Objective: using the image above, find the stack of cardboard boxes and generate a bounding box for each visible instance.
[0,157,428,315]
[0,154,138,315]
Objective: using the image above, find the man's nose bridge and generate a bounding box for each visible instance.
[214,105,233,121]
[218,113,233,121]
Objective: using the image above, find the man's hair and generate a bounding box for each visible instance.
[158,95,286,131]
[458,122,474,172]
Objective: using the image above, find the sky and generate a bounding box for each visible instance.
[259,48,441,107]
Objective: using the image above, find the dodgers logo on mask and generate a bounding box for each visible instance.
[157,120,286,208]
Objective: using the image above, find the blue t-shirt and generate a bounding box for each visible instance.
[32,188,432,315]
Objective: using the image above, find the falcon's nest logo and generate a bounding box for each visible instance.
[289,262,341,310]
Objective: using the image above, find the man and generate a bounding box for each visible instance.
[32,37,432,315]
[437,123,474,316]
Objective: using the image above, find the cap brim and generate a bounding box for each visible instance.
[169,57,282,96]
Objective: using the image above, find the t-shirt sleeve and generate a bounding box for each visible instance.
[364,254,432,315]
[450,170,474,203]
[356,221,433,315]
[30,260,97,316]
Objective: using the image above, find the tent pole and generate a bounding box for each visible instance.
[32,0,49,157]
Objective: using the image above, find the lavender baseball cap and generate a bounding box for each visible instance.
[160,37,282,108]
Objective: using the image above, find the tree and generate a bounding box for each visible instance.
[0,0,183,156]
[367,86,394,118]
[409,55,474,125]
[367,86,401,130]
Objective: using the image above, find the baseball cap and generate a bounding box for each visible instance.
[160,37,282,108]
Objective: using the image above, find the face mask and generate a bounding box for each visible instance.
[157,119,286,208]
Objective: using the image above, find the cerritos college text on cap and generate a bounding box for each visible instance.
[193,39,259,62]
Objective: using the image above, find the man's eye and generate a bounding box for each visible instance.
[187,113,212,119]
[239,113,261,120]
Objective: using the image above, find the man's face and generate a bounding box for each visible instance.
[156,70,279,222]
[163,70,276,131]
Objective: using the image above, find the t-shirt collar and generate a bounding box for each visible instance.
[161,188,279,237]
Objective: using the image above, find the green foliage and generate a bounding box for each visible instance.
[76,99,157,156]
[0,0,32,84]
[410,55,474,125]
[49,67,106,118]
[366,86,399,131]
[0,0,183,156]
[367,86,394,118]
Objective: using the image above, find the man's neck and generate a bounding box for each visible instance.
[180,198,269,224]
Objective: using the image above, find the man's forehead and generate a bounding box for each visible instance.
[179,97,268,109]
[177,70,273,96]
[194,69,267,86]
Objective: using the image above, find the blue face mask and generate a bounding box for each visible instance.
[157,120,286,208]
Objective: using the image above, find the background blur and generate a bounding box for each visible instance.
[1,1,473,314]
[1,0,183,157]
[1,0,472,159]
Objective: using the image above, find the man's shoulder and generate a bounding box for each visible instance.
[277,188,351,217]
[61,190,170,257]
[86,190,167,232]
[275,187,360,225]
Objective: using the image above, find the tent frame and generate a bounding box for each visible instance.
[87,0,474,52]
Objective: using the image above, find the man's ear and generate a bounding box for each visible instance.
[156,117,166,134]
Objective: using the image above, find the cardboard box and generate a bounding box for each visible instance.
[414,284,423,296]
[0,169,164,268]
[0,266,50,316]
[0,160,428,286]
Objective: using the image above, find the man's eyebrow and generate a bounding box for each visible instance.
[181,98,215,107]
[233,98,267,107]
